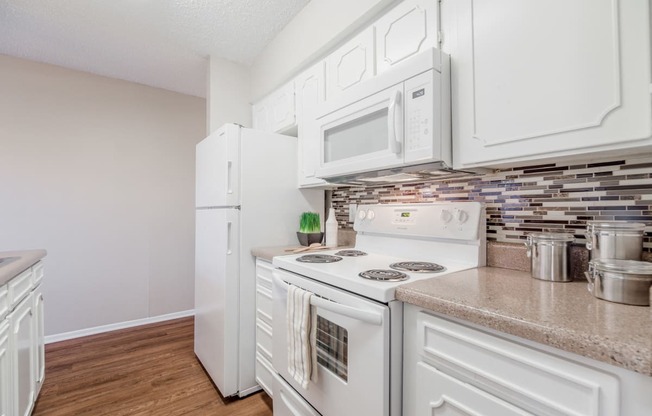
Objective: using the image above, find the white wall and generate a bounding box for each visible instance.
[208,56,252,133]
[250,0,397,101]
[0,55,206,336]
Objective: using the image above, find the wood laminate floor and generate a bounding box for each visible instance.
[32,317,273,416]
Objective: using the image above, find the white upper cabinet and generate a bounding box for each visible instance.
[326,28,376,101]
[375,0,438,75]
[295,62,329,188]
[252,81,296,134]
[448,0,652,167]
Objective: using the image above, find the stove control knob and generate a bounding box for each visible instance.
[367,210,375,220]
[456,209,469,224]
[357,210,367,221]
[440,209,453,223]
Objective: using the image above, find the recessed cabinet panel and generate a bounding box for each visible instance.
[270,82,296,133]
[10,295,36,416]
[33,285,45,395]
[376,0,438,74]
[452,0,652,166]
[416,362,531,416]
[296,62,328,187]
[326,28,375,101]
[0,321,11,416]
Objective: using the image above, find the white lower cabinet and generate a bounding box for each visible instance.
[0,261,45,416]
[255,259,276,398]
[0,320,11,416]
[403,304,652,416]
[10,293,36,416]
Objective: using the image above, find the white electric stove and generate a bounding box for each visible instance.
[271,202,486,416]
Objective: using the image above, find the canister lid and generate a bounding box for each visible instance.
[586,221,646,231]
[527,232,575,242]
[590,259,652,275]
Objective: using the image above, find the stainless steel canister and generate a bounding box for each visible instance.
[525,233,575,282]
[585,259,652,306]
[585,221,645,261]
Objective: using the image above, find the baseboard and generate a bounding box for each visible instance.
[44,309,195,344]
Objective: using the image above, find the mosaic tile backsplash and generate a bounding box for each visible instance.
[332,155,652,251]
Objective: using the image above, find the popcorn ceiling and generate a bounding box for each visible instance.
[0,0,310,97]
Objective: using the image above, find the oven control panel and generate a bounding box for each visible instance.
[354,202,484,241]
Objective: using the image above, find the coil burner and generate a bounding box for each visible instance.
[334,250,368,257]
[390,262,446,273]
[296,254,343,263]
[359,269,409,282]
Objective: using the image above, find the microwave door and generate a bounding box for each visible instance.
[316,84,404,179]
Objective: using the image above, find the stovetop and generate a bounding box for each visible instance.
[273,248,476,303]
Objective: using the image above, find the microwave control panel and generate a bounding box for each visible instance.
[405,70,439,160]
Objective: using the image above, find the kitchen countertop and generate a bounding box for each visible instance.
[251,246,300,262]
[396,267,652,376]
[0,249,47,286]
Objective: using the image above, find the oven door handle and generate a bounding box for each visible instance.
[272,272,383,326]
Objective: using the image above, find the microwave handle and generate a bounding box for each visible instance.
[387,89,402,154]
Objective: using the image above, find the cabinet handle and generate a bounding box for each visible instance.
[387,89,402,154]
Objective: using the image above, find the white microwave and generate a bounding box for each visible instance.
[315,48,452,183]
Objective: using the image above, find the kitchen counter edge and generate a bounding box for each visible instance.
[396,266,652,377]
[0,249,47,286]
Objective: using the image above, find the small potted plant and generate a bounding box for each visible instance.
[297,212,323,246]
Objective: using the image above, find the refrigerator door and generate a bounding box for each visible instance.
[194,207,240,397]
[196,124,240,208]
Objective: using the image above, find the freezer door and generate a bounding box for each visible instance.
[194,208,240,397]
[196,125,240,208]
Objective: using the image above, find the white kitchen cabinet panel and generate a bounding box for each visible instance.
[0,320,11,416]
[375,0,438,75]
[416,362,530,416]
[252,81,296,134]
[400,305,652,416]
[326,27,375,101]
[255,259,276,397]
[295,62,329,187]
[33,284,45,395]
[450,0,652,167]
[10,294,36,416]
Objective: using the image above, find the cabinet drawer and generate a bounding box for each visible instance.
[256,319,273,363]
[8,269,32,308]
[32,262,44,286]
[417,312,619,416]
[417,361,530,415]
[256,285,273,327]
[256,260,274,291]
[255,352,275,398]
[0,285,8,320]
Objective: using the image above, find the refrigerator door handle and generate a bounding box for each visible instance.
[227,161,233,194]
[227,221,233,255]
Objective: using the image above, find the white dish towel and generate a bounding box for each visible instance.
[287,284,318,389]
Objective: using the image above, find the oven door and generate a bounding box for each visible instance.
[272,269,390,416]
[316,83,404,179]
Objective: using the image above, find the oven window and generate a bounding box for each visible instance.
[316,316,348,381]
[323,108,389,163]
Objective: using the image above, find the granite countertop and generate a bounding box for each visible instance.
[396,267,652,376]
[0,249,47,286]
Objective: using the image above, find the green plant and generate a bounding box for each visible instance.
[299,212,321,233]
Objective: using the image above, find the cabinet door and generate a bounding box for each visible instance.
[269,82,296,134]
[10,295,35,416]
[252,101,270,132]
[375,0,438,74]
[295,62,328,187]
[416,362,531,416]
[450,0,652,167]
[0,320,11,416]
[33,285,44,395]
[326,28,375,101]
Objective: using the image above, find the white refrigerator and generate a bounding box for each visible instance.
[194,123,323,398]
